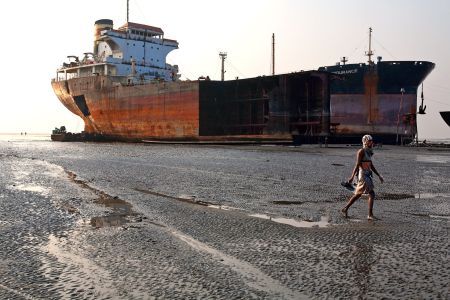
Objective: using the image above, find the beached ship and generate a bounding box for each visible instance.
[51,19,334,142]
[51,20,434,143]
[318,28,435,144]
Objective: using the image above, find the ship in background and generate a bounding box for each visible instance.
[319,28,435,144]
[51,15,435,143]
[440,111,450,127]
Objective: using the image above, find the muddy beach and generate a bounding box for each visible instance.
[0,139,448,299]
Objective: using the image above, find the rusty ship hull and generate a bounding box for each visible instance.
[51,71,332,142]
[52,61,436,144]
[52,77,200,140]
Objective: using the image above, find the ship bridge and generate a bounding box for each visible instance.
[54,19,180,83]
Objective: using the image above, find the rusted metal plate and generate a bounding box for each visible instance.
[331,93,417,136]
[199,72,331,138]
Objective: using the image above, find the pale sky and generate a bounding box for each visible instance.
[1,0,449,139]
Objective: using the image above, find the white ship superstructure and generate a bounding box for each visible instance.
[55,19,180,83]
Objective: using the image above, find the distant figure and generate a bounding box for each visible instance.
[341,134,384,220]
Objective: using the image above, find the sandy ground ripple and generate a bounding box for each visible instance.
[0,141,448,299]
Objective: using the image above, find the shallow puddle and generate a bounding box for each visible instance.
[414,192,450,199]
[178,194,196,200]
[94,195,132,214]
[90,215,127,228]
[416,155,450,164]
[249,214,330,228]
[90,194,134,228]
[12,183,50,196]
[66,170,135,228]
[206,205,245,211]
[273,200,304,205]
[377,192,450,200]
[135,188,221,207]
[378,193,415,200]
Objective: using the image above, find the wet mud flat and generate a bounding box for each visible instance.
[0,141,449,299]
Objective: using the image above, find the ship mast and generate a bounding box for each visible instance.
[127,0,129,22]
[365,27,374,64]
[271,33,275,75]
[219,52,227,81]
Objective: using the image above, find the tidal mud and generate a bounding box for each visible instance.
[0,140,448,299]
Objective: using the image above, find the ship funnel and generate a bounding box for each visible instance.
[94,19,113,54]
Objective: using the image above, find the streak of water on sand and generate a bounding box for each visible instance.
[415,192,450,199]
[40,232,118,299]
[249,214,330,228]
[430,215,450,220]
[139,188,330,228]
[171,230,309,300]
[416,155,450,164]
[13,183,50,195]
